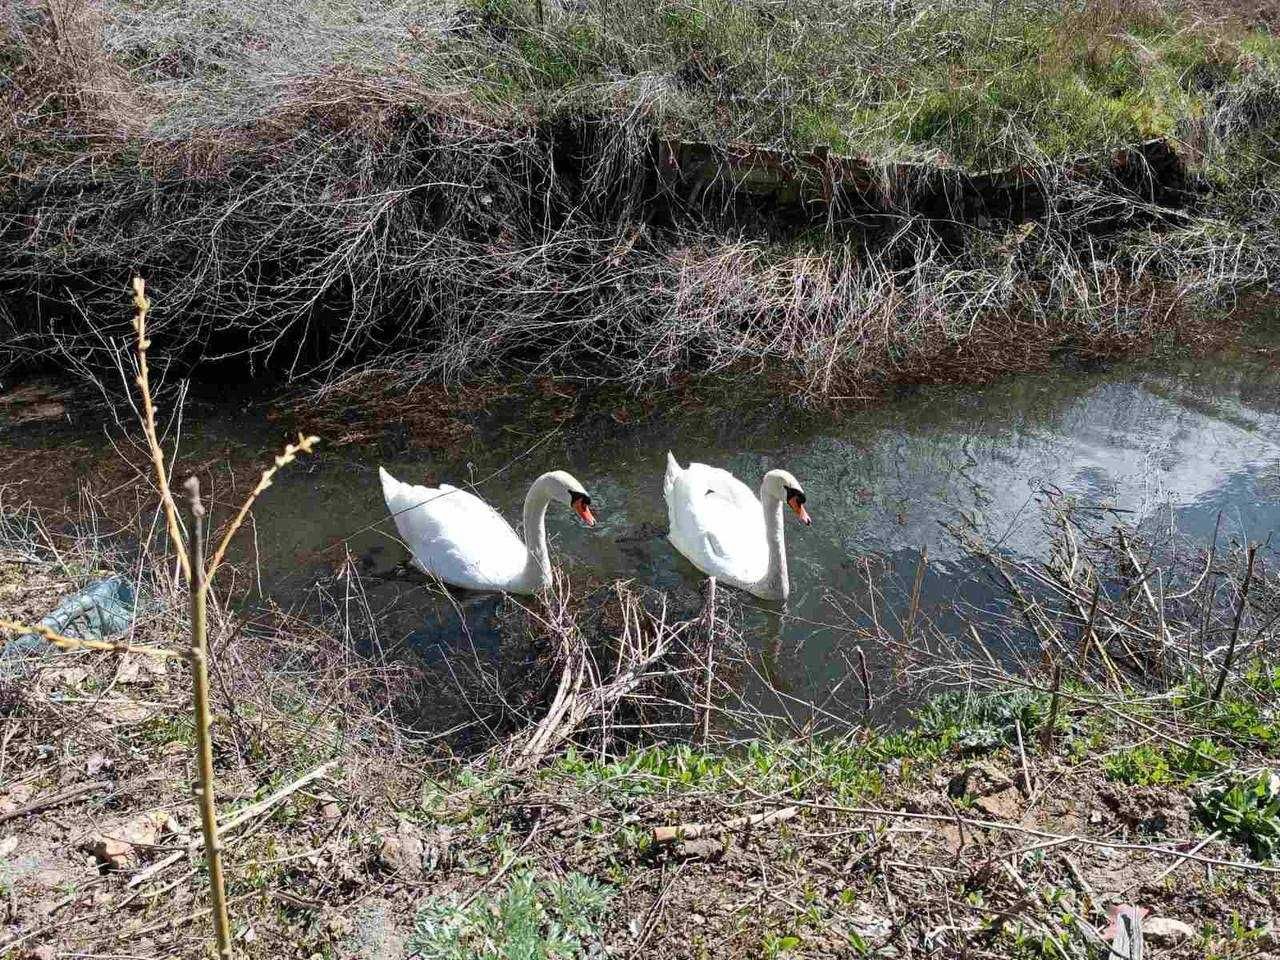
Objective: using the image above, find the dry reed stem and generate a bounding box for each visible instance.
[0,617,181,659]
[652,806,798,844]
[130,277,190,583]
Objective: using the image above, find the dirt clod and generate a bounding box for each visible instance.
[948,762,1013,800]
[974,787,1023,820]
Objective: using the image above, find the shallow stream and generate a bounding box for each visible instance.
[229,328,1280,711]
[6,324,1280,718]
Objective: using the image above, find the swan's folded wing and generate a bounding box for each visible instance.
[670,464,768,585]
[697,492,768,583]
[384,478,527,589]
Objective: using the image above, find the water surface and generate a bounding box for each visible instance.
[5,326,1278,719]
[217,328,1280,714]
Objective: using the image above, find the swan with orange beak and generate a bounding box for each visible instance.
[663,454,812,602]
[379,467,596,594]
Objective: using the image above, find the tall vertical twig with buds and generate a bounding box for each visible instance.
[184,477,233,960]
[131,278,190,583]
[125,278,318,958]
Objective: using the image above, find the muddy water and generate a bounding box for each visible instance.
[6,325,1279,718]
[181,325,1277,717]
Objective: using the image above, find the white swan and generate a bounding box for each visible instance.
[378,467,595,594]
[663,452,811,601]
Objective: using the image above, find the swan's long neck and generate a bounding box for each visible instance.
[758,481,789,602]
[521,476,556,589]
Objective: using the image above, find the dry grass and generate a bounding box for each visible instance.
[1,0,1279,397]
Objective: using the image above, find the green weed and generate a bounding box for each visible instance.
[1104,739,1233,786]
[915,688,1058,754]
[1197,771,1280,861]
[409,871,612,960]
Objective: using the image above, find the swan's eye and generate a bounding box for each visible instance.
[785,487,806,506]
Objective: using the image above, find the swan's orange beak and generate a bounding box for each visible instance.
[572,496,596,526]
[788,494,811,526]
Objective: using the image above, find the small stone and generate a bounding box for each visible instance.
[1144,917,1195,945]
[31,946,56,960]
[91,837,133,871]
[86,810,167,870]
[116,657,144,684]
[0,835,17,857]
[320,802,341,821]
[85,753,112,775]
[377,820,424,877]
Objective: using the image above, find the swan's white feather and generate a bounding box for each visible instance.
[664,457,769,589]
[379,467,531,592]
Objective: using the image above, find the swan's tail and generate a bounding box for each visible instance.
[663,451,682,500]
[378,466,404,509]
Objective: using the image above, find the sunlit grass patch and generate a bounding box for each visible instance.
[445,0,1280,165]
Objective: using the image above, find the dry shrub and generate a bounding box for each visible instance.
[2,0,1279,396]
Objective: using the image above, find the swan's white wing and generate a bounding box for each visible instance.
[665,461,768,586]
[379,468,529,591]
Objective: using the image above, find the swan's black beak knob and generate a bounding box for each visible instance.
[787,492,811,526]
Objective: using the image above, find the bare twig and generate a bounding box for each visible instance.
[130,278,190,582]
[0,780,109,825]
[205,434,320,583]
[185,477,233,960]
[0,619,180,660]
[701,576,716,744]
[1212,544,1258,702]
